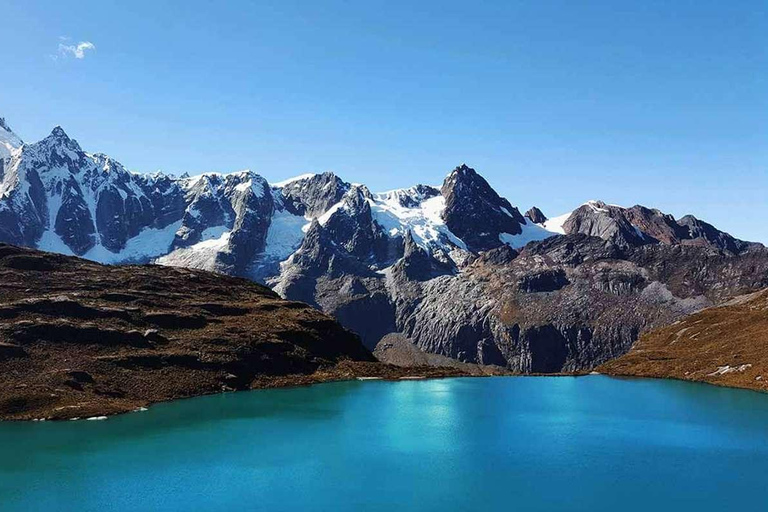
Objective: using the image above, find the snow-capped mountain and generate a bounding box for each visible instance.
[2,118,766,372]
[0,124,560,276]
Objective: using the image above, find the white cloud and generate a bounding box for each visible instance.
[57,40,96,60]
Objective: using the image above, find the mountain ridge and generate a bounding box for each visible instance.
[2,117,766,373]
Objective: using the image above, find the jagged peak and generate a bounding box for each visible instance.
[402,229,419,256]
[348,183,373,200]
[584,199,607,209]
[89,153,130,175]
[374,184,440,208]
[442,164,479,187]
[449,163,475,176]
[36,125,82,154]
[677,214,699,224]
[525,207,547,224]
[441,164,503,199]
[50,126,69,140]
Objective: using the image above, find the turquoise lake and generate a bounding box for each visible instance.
[1,376,767,511]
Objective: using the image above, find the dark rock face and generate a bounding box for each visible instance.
[517,268,569,293]
[319,186,402,267]
[279,172,350,217]
[216,173,275,275]
[381,233,768,372]
[525,206,547,224]
[55,177,97,253]
[91,155,156,251]
[323,187,386,261]
[441,164,526,251]
[394,231,454,281]
[144,173,187,228]
[478,245,518,266]
[676,215,749,253]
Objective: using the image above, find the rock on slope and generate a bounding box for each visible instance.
[0,243,380,420]
[599,288,768,392]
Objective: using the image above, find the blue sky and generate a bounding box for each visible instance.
[2,0,766,242]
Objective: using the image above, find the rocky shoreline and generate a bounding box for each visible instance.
[4,361,481,422]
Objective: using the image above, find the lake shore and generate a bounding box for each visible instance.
[2,361,509,421]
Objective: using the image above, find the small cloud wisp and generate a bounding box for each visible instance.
[58,40,96,60]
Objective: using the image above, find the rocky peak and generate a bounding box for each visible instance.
[50,126,68,139]
[402,229,420,259]
[279,171,350,218]
[394,229,454,280]
[677,215,746,253]
[43,126,82,153]
[322,185,394,263]
[563,201,646,248]
[282,219,372,282]
[440,164,526,252]
[525,207,547,224]
[341,185,373,215]
[26,126,86,173]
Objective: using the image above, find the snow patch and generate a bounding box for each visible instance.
[499,206,515,218]
[81,221,183,264]
[156,227,231,272]
[271,173,317,188]
[369,193,467,251]
[499,218,559,249]
[317,200,346,226]
[542,212,572,234]
[708,364,752,376]
[262,210,308,261]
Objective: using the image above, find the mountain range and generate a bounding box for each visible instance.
[2,117,767,372]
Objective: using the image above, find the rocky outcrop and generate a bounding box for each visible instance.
[440,164,526,251]
[563,201,647,248]
[525,207,547,224]
[387,234,768,372]
[322,186,394,263]
[373,333,508,375]
[278,172,350,217]
[562,201,751,254]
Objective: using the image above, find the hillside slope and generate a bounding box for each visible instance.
[599,289,768,391]
[0,244,384,420]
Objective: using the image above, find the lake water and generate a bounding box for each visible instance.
[1,376,767,511]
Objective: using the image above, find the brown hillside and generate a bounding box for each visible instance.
[0,244,444,420]
[600,288,768,391]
